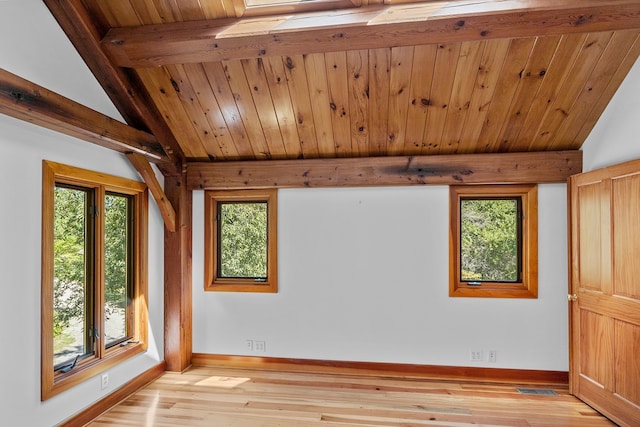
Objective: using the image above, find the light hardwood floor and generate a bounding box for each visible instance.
[90,366,614,426]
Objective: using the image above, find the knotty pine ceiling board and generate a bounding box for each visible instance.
[93,0,236,26]
[84,0,640,161]
[28,0,633,173]
[122,29,639,161]
[550,30,640,150]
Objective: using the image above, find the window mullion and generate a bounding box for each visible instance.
[84,187,97,361]
[94,186,106,359]
[127,202,134,339]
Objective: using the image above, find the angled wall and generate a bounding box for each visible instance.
[582,57,640,170]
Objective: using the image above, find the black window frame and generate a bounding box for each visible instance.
[459,195,524,284]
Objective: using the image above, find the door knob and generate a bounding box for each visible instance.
[568,293,578,302]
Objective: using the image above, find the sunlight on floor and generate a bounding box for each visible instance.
[195,376,251,388]
[144,391,159,427]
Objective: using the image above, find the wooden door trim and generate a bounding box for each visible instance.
[567,174,577,395]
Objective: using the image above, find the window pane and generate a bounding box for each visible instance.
[104,193,132,347]
[218,202,268,278]
[53,186,92,368]
[460,198,520,282]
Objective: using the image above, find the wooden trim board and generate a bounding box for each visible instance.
[192,354,569,386]
[58,362,165,427]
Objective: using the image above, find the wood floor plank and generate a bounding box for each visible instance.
[89,366,615,426]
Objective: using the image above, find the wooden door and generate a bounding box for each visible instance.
[569,159,640,426]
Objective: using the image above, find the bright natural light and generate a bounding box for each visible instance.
[195,376,251,389]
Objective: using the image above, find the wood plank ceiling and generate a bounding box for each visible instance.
[52,0,640,165]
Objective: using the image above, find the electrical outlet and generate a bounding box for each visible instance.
[101,373,109,390]
[470,350,483,362]
[255,341,266,352]
[245,340,254,352]
[488,350,497,363]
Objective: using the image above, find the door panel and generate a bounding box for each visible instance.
[612,174,640,299]
[579,310,613,388]
[570,159,640,426]
[577,184,603,292]
[615,320,640,405]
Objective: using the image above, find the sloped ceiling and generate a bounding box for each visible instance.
[40,0,640,168]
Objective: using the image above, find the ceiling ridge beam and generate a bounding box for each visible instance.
[186,150,583,190]
[0,68,166,162]
[102,0,640,66]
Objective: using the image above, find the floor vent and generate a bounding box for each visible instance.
[516,388,558,396]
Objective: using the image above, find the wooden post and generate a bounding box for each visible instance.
[164,173,192,371]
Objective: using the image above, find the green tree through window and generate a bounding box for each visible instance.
[460,198,520,282]
[53,186,92,368]
[449,184,537,298]
[52,189,134,367]
[204,189,277,293]
[42,160,148,400]
[218,202,268,279]
[104,193,132,347]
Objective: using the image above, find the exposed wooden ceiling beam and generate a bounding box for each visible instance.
[102,0,640,67]
[186,151,582,190]
[0,68,166,161]
[43,0,185,173]
[127,153,177,232]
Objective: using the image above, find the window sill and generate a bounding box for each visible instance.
[206,279,277,293]
[43,342,146,400]
[450,284,538,298]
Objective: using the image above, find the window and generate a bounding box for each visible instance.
[449,185,537,298]
[41,161,148,400]
[232,0,360,17]
[204,189,277,293]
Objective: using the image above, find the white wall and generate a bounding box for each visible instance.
[190,49,640,374]
[582,57,640,170]
[0,114,165,427]
[0,0,123,121]
[0,1,164,426]
[193,184,569,371]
